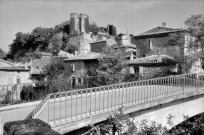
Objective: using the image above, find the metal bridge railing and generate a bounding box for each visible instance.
[26,73,204,127]
[0,73,170,106]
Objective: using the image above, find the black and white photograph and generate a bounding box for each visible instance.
[0,0,204,134]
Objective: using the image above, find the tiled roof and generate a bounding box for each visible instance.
[64,52,101,61]
[126,55,175,66]
[136,26,183,37]
[0,66,29,71]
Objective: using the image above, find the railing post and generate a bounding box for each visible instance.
[90,89,92,118]
[183,75,185,94]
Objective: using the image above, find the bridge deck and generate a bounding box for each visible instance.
[37,85,201,127]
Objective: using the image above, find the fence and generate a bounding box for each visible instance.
[0,73,172,105]
[25,73,204,127]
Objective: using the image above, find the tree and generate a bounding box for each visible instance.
[184,14,204,70]
[42,58,66,93]
[43,58,65,81]
[8,32,31,61]
[65,44,78,54]
[48,34,63,55]
[98,46,127,75]
[167,14,204,72]
[89,22,100,34]
[0,48,6,58]
[30,27,55,51]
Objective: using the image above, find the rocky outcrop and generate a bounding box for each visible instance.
[3,119,61,135]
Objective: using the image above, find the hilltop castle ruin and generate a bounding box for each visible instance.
[69,13,90,35]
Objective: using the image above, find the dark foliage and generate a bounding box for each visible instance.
[98,46,126,75]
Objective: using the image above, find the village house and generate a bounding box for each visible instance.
[0,58,32,101]
[63,52,101,86]
[0,58,31,86]
[129,22,188,76]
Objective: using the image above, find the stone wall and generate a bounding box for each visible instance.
[62,60,98,86]
[131,35,184,58]
[139,65,177,78]
[69,13,89,35]
[69,33,94,54]
[90,41,106,53]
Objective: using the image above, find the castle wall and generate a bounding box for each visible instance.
[69,13,89,35]
[69,33,94,54]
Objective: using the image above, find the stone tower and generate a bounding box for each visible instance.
[69,13,89,35]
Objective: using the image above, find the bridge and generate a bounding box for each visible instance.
[25,73,204,134]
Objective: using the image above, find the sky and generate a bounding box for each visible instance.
[0,0,204,52]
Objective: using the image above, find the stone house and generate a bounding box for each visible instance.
[131,23,186,75]
[0,58,31,85]
[0,59,31,101]
[63,52,101,86]
[30,56,66,81]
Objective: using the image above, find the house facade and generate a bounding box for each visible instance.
[0,59,31,101]
[131,23,185,75]
[63,52,101,86]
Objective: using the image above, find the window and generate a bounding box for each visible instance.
[133,51,137,59]
[148,38,153,50]
[71,63,75,72]
[78,78,81,84]
[72,77,76,87]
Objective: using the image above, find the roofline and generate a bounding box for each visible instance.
[0,68,30,71]
[64,58,99,61]
[114,45,136,49]
[134,29,184,38]
[0,58,14,66]
[90,40,106,44]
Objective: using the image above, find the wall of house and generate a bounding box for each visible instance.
[63,60,99,86]
[138,65,177,78]
[0,71,32,86]
[0,70,32,101]
[63,61,86,80]
[131,35,184,58]
[190,59,204,74]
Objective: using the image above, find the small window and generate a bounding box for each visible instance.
[71,63,75,72]
[148,38,153,50]
[72,77,76,86]
[133,52,136,59]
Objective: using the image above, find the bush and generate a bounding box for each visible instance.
[83,108,204,135]
[2,91,12,104]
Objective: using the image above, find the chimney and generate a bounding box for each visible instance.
[162,22,166,27]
